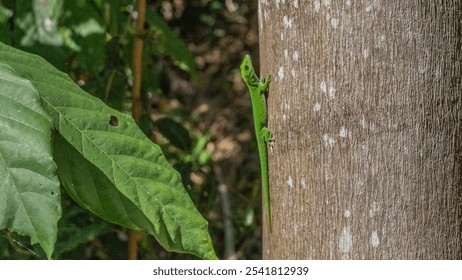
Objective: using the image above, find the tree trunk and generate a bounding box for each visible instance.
[259,0,461,259]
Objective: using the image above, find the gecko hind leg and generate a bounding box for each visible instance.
[261,127,273,146]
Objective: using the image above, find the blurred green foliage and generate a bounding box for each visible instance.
[0,0,263,259]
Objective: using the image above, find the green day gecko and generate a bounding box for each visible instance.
[240,54,273,229]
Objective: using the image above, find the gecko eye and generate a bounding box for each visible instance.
[244,65,249,70]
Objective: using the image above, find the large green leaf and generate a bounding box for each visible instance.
[0,42,216,259]
[53,132,155,233]
[0,62,61,259]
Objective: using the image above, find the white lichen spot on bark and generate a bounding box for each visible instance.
[293,0,299,9]
[339,126,348,138]
[344,209,351,218]
[287,176,293,188]
[278,66,285,80]
[365,0,381,13]
[313,102,321,112]
[353,175,364,194]
[363,48,370,58]
[293,51,299,61]
[365,5,373,12]
[338,226,352,254]
[328,82,335,99]
[283,15,293,28]
[294,224,299,235]
[331,18,339,28]
[314,0,321,12]
[371,231,380,247]
[291,68,297,79]
[320,81,327,94]
[323,133,336,148]
[360,114,367,129]
[323,0,332,7]
[301,177,306,189]
[275,0,281,9]
[369,201,380,218]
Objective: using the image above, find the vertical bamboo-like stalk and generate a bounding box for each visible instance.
[131,0,146,123]
[128,0,146,260]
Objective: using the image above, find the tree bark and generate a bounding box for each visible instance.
[259,0,461,259]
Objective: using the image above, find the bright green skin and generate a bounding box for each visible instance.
[240,54,272,229]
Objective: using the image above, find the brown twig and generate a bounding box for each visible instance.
[128,0,147,260]
[131,0,146,122]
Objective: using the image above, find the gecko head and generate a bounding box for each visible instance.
[240,54,254,81]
